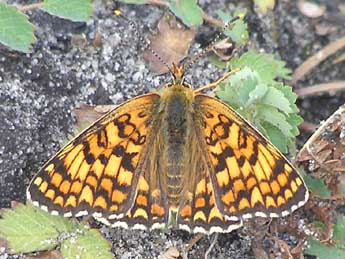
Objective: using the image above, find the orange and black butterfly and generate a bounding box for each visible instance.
[27,62,308,234]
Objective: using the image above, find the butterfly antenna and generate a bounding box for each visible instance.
[114,10,172,74]
[184,16,240,70]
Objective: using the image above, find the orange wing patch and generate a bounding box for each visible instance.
[27,94,160,219]
[195,94,308,220]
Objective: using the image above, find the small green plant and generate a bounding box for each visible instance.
[305,215,345,258]
[0,0,92,52]
[215,51,301,153]
[0,203,113,258]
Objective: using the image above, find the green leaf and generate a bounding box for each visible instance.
[286,113,303,136]
[0,3,36,52]
[41,0,93,22]
[259,121,287,153]
[247,83,268,105]
[334,215,345,248]
[299,170,331,198]
[229,50,291,82]
[216,67,260,109]
[224,19,248,45]
[261,87,292,114]
[273,83,299,112]
[256,105,292,138]
[169,0,203,27]
[118,0,148,3]
[305,237,345,259]
[209,55,227,69]
[253,0,275,13]
[61,228,113,259]
[0,203,77,253]
[216,10,248,45]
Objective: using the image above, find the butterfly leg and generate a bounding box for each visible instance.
[194,68,240,93]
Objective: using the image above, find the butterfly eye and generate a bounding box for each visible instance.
[182,82,192,89]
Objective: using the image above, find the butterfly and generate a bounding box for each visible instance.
[27,63,309,234]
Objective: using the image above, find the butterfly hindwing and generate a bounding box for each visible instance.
[95,121,169,230]
[176,123,242,234]
[28,93,161,219]
[194,94,308,220]
[177,163,243,233]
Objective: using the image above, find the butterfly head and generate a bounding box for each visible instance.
[171,63,186,85]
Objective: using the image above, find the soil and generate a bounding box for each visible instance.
[0,0,344,258]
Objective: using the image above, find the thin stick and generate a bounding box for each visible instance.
[194,68,240,93]
[205,233,219,259]
[186,233,204,251]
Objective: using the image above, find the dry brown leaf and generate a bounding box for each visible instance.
[72,103,116,133]
[143,14,196,74]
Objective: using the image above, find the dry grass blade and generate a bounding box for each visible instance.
[291,36,345,85]
[296,81,345,98]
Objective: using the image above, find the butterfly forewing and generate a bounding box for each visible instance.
[194,94,308,220]
[28,93,161,219]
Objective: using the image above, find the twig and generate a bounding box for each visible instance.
[296,81,345,98]
[16,2,43,12]
[291,36,345,85]
[205,233,218,259]
[185,233,204,252]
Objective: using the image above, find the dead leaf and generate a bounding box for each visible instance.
[143,13,196,74]
[72,103,116,133]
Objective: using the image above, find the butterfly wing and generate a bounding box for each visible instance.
[177,124,242,234]
[94,125,169,230]
[27,93,161,220]
[194,94,309,221]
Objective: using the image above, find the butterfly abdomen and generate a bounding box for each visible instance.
[161,85,194,205]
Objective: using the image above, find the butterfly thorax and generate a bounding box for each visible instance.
[160,81,194,207]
